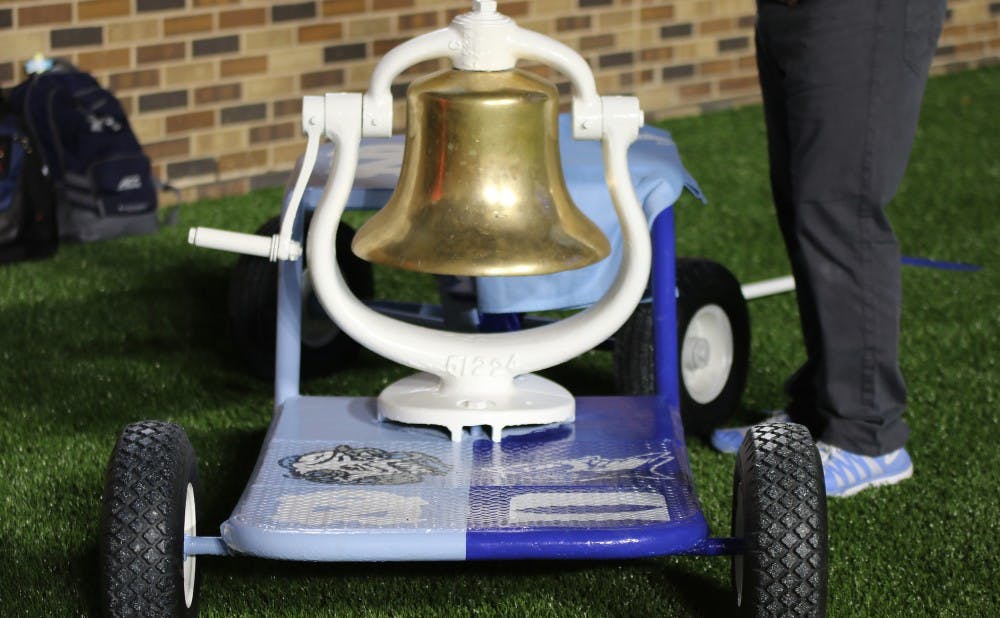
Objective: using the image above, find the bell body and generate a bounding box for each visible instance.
[352,68,611,277]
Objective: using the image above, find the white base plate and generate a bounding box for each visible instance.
[377,372,575,441]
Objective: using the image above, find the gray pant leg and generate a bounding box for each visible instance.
[756,0,945,455]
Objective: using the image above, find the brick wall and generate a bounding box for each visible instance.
[1,0,997,203]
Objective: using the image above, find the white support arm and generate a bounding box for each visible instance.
[273,96,325,260]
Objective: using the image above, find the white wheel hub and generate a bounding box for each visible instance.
[681,304,733,404]
[183,483,197,609]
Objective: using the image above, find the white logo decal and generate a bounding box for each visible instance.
[88,114,122,133]
[274,490,428,527]
[116,174,142,192]
[508,491,670,525]
[480,452,675,485]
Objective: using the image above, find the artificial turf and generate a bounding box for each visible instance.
[1,65,997,616]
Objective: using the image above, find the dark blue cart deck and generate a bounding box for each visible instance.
[221,395,709,561]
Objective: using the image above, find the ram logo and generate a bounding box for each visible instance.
[280,445,451,485]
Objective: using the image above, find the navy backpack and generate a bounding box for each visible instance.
[0,93,58,263]
[6,68,158,245]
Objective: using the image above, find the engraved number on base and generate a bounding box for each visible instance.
[445,354,517,378]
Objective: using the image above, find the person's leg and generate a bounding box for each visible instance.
[754,2,826,437]
[757,0,945,456]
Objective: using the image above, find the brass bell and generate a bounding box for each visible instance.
[351,68,611,277]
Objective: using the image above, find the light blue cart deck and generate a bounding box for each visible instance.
[221,395,709,561]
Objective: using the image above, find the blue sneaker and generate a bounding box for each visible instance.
[710,411,790,453]
[818,442,913,497]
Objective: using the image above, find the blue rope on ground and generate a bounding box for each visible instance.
[901,256,982,272]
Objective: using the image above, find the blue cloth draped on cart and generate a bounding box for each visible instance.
[289,114,703,313]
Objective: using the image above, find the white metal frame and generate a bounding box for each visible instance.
[189,1,650,441]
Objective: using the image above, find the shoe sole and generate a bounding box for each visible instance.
[828,465,914,498]
[711,416,790,454]
[710,435,743,454]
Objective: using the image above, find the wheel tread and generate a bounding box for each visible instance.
[100,421,198,617]
[735,423,828,617]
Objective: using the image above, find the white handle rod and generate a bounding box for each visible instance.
[188,227,275,259]
[741,275,795,300]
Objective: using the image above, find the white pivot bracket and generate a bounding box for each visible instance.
[187,97,326,262]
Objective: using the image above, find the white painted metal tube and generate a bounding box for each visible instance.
[362,28,456,137]
[741,275,796,300]
[187,227,275,259]
[508,28,603,139]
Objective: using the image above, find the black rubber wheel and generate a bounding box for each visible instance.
[228,213,374,379]
[99,421,201,617]
[614,257,750,435]
[732,423,828,617]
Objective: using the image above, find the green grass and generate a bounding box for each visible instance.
[1,65,998,616]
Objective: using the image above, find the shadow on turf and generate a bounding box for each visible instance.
[0,260,277,430]
[191,426,271,531]
[196,557,732,616]
[645,562,734,616]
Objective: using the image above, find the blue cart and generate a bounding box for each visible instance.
[97,152,827,615]
[97,4,828,615]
